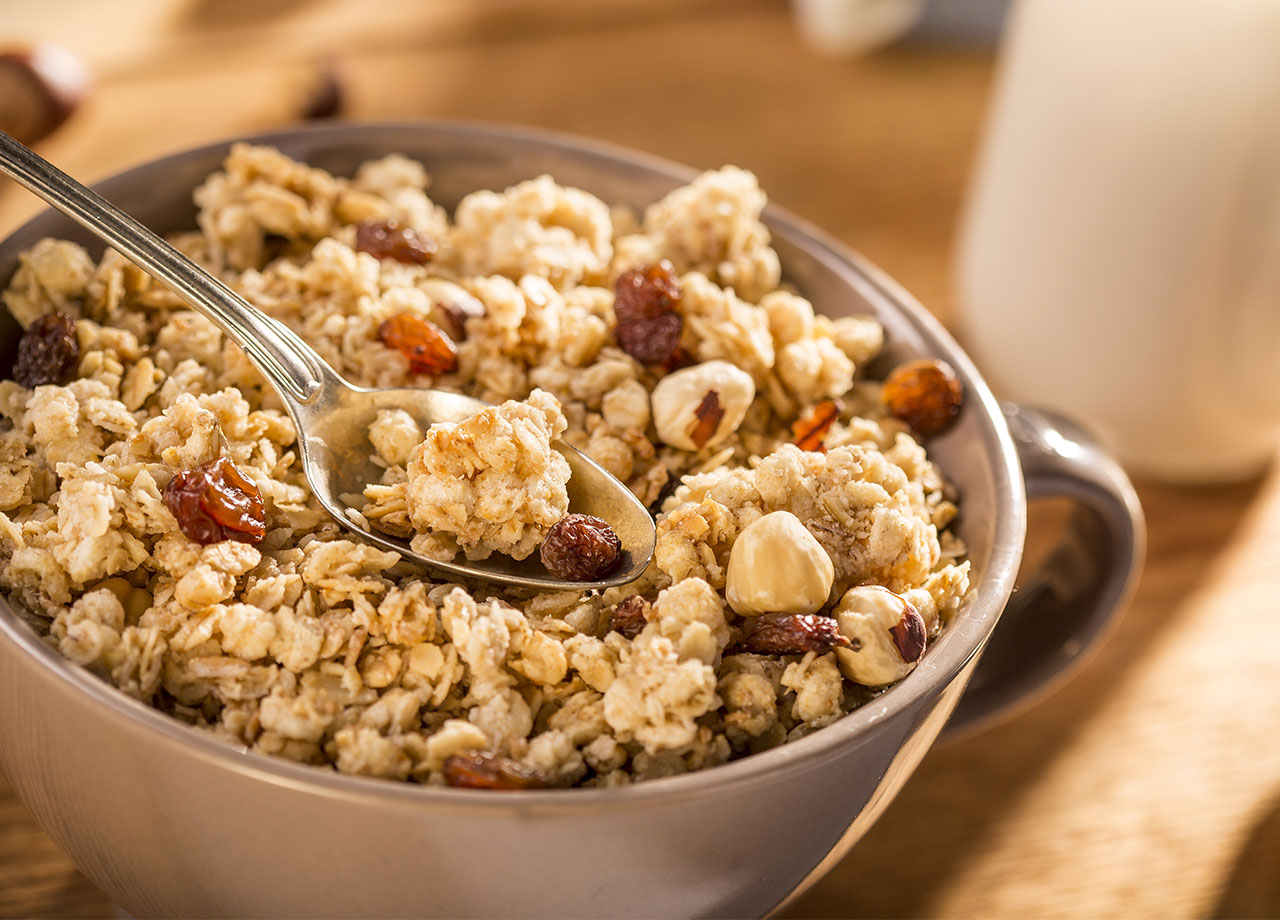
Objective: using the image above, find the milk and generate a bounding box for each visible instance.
[956,0,1280,481]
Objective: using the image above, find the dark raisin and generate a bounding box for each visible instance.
[442,752,546,790]
[646,470,680,518]
[540,513,623,581]
[614,261,683,365]
[744,613,850,656]
[12,311,79,388]
[378,313,458,375]
[164,457,266,545]
[791,398,843,452]
[882,359,963,436]
[686,390,724,450]
[355,219,436,265]
[610,595,651,639]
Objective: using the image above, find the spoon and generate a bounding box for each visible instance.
[0,131,655,591]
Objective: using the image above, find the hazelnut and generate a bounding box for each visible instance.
[725,511,835,617]
[0,44,90,145]
[651,360,755,451]
[834,585,927,686]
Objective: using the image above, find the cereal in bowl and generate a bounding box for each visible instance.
[0,144,969,787]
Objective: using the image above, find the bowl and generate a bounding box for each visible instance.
[0,121,1143,918]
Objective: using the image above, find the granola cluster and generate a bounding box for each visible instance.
[0,144,970,787]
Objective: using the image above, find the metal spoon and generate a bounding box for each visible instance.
[0,131,655,591]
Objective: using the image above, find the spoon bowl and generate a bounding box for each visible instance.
[295,379,655,589]
[0,130,655,590]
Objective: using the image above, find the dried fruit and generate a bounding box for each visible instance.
[378,313,458,375]
[540,513,623,581]
[791,398,843,452]
[0,45,89,145]
[882,358,963,436]
[685,390,724,450]
[12,311,79,388]
[614,261,683,364]
[164,457,266,546]
[744,613,850,655]
[610,595,651,639]
[355,219,437,265]
[442,752,546,790]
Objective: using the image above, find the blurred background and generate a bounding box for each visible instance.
[1,1,1278,918]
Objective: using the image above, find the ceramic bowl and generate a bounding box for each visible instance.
[0,122,1143,918]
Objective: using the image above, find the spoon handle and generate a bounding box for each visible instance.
[0,131,332,405]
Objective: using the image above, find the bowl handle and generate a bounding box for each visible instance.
[943,403,1146,737]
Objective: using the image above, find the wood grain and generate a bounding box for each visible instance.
[2,2,1279,918]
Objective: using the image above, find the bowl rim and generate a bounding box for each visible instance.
[0,118,1025,809]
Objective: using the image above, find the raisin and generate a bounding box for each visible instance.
[646,470,680,518]
[685,390,724,450]
[378,313,459,375]
[540,513,623,581]
[12,311,79,388]
[882,358,963,436]
[442,752,546,790]
[743,613,850,656]
[355,219,436,265]
[614,261,683,365]
[791,399,843,452]
[164,457,266,545]
[610,595,651,639]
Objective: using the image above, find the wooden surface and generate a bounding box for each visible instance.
[2,2,1279,918]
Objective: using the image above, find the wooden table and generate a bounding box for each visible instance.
[2,2,1279,917]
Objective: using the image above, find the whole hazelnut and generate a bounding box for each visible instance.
[651,359,755,451]
[834,585,927,686]
[725,510,835,617]
[0,44,90,145]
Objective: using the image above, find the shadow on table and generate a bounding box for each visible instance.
[785,473,1271,918]
[1210,793,1280,919]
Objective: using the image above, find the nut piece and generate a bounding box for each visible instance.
[651,360,755,452]
[725,511,835,617]
[834,585,927,686]
[540,513,623,581]
[791,398,843,452]
[882,358,963,436]
[0,45,90,145]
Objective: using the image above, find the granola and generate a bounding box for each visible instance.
[0,144,970,787]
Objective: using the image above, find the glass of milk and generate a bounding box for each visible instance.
[956,0,1280,482]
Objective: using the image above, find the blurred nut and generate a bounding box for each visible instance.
[301,60,344,120]
[834,585,927,686]
[726,511,835,617]
[0,44,90,145]
[651,360,754,451]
